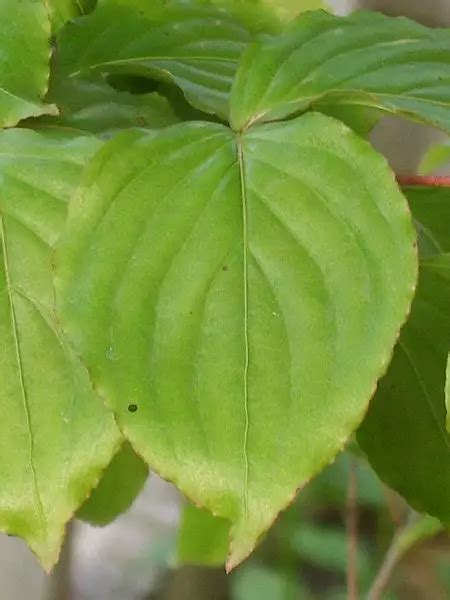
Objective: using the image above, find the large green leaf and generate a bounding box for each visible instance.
[230,11,450,132]
[402,186,450,256]
[358,254,450,524]
[55,114,416,568]
[0,129,121,569]
[77,442,148,525]
[0,0,57,128]
[56,3,255,119]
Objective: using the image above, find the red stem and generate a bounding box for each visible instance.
[396,175,450,187]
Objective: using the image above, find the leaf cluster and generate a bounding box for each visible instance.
[0,0,448,571]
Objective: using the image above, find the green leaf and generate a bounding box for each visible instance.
[56,3,255,119]
[420,141,450,174]
[232,564,300,600]
[178,503,230,566]
[230,11,450,132]
[0,0,57,128]
[40,72,180,135]
[55,114,416,569]
[100,0,283,33]
[0,129,121,570]
[402,186,450,256]
[45,0,96,32]
[77,442,148,525]
[396,514,443,554]
[358,254,450,524]
[261,0,329,22]
[291,523,372,577]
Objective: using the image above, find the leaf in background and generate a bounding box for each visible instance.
[420,141,450,174]
[396,514,444,554]
[291,523,372,577]
[45,0,93,32]
[178,503,230,566]
[40,71,180,135]
[99,0,283,33]
[358,254,450,524]
[232,564,300,600]
[0,0,57,128]
[230,11,450,132]
[55,113,416,568]
[77,442,148,526]
[261,0,329,22]
[56,3,255,119]
[0,129,121,569]
[402,186,450,256]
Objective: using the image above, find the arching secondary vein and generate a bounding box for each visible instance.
[236,137,250,517]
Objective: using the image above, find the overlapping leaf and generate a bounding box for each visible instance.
[55,114,416,568]
[404,186,450,256]
[41,72,180,135]
[0,0,56,128]
[178,503,229,566]
[420,140,450,174]
[56,3,256,119]
[77,443,148,525]
[230,11,450,132]
[358,254,450,524]
[0,129,121,569]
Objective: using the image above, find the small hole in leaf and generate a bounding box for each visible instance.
[128,404,138,413]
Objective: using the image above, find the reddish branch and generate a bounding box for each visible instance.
[396,175,450,187]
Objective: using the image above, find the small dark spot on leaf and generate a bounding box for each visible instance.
[128,404,138,413]
[222,265,228,271]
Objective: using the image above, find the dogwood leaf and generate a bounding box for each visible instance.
[230,11,450,132]
[56,3,255,119]
[55,114,416,569]
[0,129,121,570]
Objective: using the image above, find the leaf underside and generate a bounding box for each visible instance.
[230,11,450,132]
[55,113,416,568]
[0,129,121,570]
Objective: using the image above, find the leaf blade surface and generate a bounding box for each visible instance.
[0,129,121,569]
[56,114,417,567]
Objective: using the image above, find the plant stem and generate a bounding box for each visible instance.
[367,512,419,600]
[396,175,450,187]
[346,458,359,600]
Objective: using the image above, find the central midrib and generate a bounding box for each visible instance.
[236,135,250,517]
